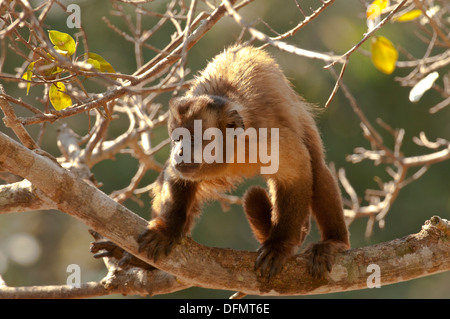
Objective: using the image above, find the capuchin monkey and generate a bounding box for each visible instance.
[138,45,350,279]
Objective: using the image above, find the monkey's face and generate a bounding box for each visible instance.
[167,95,244,180]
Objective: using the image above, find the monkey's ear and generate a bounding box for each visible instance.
[169,97,191,116]
[206,95,227,110]
[226,109,245,129]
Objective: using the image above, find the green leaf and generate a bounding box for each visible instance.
[49,82,72,111]
[48,30,76,56]
[371,36,398,75]
[22,62,35,95]
[87,53,115,73]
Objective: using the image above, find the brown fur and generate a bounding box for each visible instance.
[138,45,350,279]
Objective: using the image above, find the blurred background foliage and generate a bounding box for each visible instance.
[0,0,449,298]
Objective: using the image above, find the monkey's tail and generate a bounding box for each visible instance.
[243,186,272,244]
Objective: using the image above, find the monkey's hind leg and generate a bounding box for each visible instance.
[300,126,350,279]
[252,172,313,280]
[305,161,350,279]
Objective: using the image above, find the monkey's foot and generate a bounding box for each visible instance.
[304,239,349,279]
[138,218,182,263]
[254,240,295,280]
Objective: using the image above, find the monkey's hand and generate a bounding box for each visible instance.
[138,217,182,263]
[89,230,155,270]
[304,239,349,279]
[254,240,295,280]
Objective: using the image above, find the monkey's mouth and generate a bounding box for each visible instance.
[173,162,200,175]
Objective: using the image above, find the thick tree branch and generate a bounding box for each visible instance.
[0,179,55,214]
[0,131,449,298]
[0,269,190,299]
[0,282,113,299]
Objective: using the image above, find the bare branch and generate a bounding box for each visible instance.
[223,0,343,63]
[0,84,39,149]
[269,0,335,42]
[413,0,450,47]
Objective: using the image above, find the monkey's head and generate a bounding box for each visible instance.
[167,95,245,180]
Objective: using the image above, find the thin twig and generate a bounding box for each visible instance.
[223,0,343,63]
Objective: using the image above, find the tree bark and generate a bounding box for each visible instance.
[0,131,449,297]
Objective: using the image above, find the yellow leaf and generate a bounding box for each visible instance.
[48,30,76,56]
[371,36,398,75]
[88,53,115,73]
[22,62,35,95]
[367,0,389,20]
[395,9,422,22]
[87,58,101,71]
[49,82,72,111]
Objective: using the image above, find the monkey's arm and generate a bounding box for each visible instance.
[138,165,199,262]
